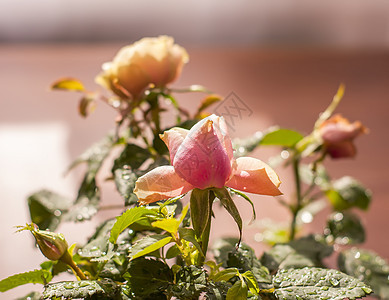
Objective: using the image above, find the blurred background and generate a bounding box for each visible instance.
[1,0,389,298]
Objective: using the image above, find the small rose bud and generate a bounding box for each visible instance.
[17,223,68,261]
[319,114,368,159]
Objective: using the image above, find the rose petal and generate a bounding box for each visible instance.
[325,141,357,159]
[226,157,281,196]
[160,127,189,164]
[209,115,234,163]
[174,117,232,189]
[134,166,194,205]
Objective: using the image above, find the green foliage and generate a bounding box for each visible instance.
[112,143,151,205]
[125,258,173,298]
[0,269,52,292]
[273,267,372,300]
[42,279,121,299]
[168,265,208,299]
[326,176,371,211]
[325,211,365,245]
[129,234,172,260]
[339,248,389,300]
[226,279,248,300]
[109,207,159,244]
[27,190,72,231]
[261,235,333,273]
[260,128,304,147]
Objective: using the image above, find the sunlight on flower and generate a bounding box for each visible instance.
[134,114,281,204]
[95,35,189,99]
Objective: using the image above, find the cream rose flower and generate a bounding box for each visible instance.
[95,36,189,99]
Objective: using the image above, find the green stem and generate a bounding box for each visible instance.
[60,251,87,280]
[290,155,302,241]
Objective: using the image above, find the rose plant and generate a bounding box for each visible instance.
[0,36,388,300]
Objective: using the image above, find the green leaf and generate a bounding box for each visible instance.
[190,188,214,238]
[211,268,239,282]
[129,234,173,260]
[167,265,208,299]
[113,143,151,171]
[260,128,304,148]
[125,258,173,297]
[232,132,263,158]
[178,227,205,257]
[325,211,365,245]
[42,279,121,299]
[27,189,72,231]
[260,235,333,273]
[273,267,372,300]
[243,271,260,295]
[64,175,100,222]
[227,243,273,291]
[0,269,52,292]
[339,248,389,300]
[166,244,181,259]
[326,176,371,211]
[152,218,180,235]
[112,168,140,206]
[109,206,159,244]
[214,187,243,245]
[229,188,256,222]
[227,279,248,300]
[51,77,85,91]
[197,94,223,115]
[78,219,115,258]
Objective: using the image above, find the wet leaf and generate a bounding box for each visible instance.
[339,248,389,300]
[211,268,239,282]
[227,243,273,291]
[42,279,120,299]
[51,77,85,91]
[167,265,208,300]
[125,258,173,298]
[326,176,371,211]
[325,211,365,245]
[27,189,72,231]
[273,267,372,300]
[0,269,52,292]
[260,235,333,273]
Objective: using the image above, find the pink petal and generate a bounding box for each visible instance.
[160,127,189,164]
[226,157,282,196]
[209,115,234,163]
[173,117,232,189]
[134,166,194,205]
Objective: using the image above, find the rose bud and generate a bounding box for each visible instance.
[319,114,368,159]
[95,35,189,99]
[18,223,68,261]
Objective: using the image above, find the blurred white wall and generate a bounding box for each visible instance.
[1,0,389,47]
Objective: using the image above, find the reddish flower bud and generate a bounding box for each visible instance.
[319,114,367,159]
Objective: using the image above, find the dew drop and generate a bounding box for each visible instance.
[329,278,340,287]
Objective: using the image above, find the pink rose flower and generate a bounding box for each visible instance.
[319,114,367,159]
[95,35,189,99]
[134,115,281,204]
